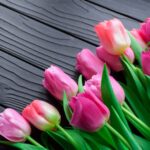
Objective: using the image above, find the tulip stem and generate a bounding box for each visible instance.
[26,136,44,148]
[105,123,131,149]
[122,107,150,140]
[123,102,134,114]
[56,124,77,149]
[0,140,13,146]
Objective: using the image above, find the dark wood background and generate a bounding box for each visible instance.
[0,0,149,149]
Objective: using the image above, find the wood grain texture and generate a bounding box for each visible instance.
[87,0,150,21]
[0,0,139,45]
[0,6,95,78]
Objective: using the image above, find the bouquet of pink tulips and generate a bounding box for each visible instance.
[0,18,150,150]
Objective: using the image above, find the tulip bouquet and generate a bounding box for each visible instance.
[0,18,150,150]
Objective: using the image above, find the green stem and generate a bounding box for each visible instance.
[122,107,150,139]
[123,102,134,114]
[26,136,44,148]
[105,123,131,149]
[78,75,84,93]
[56,124,77,149]
[0,140,13,146]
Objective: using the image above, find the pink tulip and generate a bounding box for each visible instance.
[43,65,78,100]
[76,49,109,79]
[138,18,150,43]
[95,18,131,55]
[84,74,125,104]
[0,108,31,142]
[22,100,61,131]
[96,46,134,71]
[69,91,110,132]
[141,50,150,76]
[131,29,146,49]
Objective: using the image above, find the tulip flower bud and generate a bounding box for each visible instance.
[84,74,125,104]
[141,50,150,76]
[22,100,61,131]
[138,18,150,43]
[0,108,31,142]
[69,91,110,132]
[96,46,134,72]
[131,29,146,49]
[95,18,131,55]
[43,65,78,100]
[76,49,109,79]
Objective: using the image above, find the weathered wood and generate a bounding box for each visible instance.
[87,0,150,21]
[0,0,139,45]
[0,6,95,78]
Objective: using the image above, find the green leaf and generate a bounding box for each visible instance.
[134,135,150,150]
[101,64,130,130]
[78,75,84,93]
[127,31,143,65]
[111,107,141,150]
[0,141,47,150]
[121,83,150,125]
[63,92,72,122]
[46,129,92,150]
[121,57,150,113]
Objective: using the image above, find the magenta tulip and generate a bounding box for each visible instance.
[22,100,61,131]
[0,108,31,142]
[76,49,109,79]
[141,50,150,76]
[138,18,150,43]
[96,46,134,71]
[131,29,146,49]
[69,91,110,132]
[84,74,125,104]
[95,18,130,55]
[43,65,78,100]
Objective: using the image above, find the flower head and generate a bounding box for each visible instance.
[0,108,31,142]
[22,100,61,131]
[43,65,78,100]
[95,18,130,55]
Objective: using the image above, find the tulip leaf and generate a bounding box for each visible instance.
[111,107,141,150]
[0,141,47,150]
[78,75,84,93]
[121,56,150,113]
[46,129,92,150]
[134,135,150,150]
[63,92,72,122]
[101,64,130,130]
[127,31,143,65]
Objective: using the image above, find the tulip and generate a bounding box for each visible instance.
[0,108,31,142]
[131,29,146,49]
[84,74,125,104]
[43,65,78,100]
[22,100,61,131]
[141,50,150,76]
[96,46,134,71]
[138,18,150,43]
[95,18,131,55]
[69,91,110,132]
[76,49,109,79]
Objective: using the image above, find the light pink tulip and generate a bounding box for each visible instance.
[76,49,109,79]
[43,65,78,100]
[96,46,134,71]
[138,18,150,43]
[22,100,61,131]
[95,18,131,55]
[69,91,110,132]
[141,50,150,76]
[0,108,31,142]
[84,74,125,104]
[131,29,146,49]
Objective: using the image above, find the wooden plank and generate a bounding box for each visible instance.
[0,6,95,78]
[0,0,139,45]
[87,0,150,21]
[0,51,49,111]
